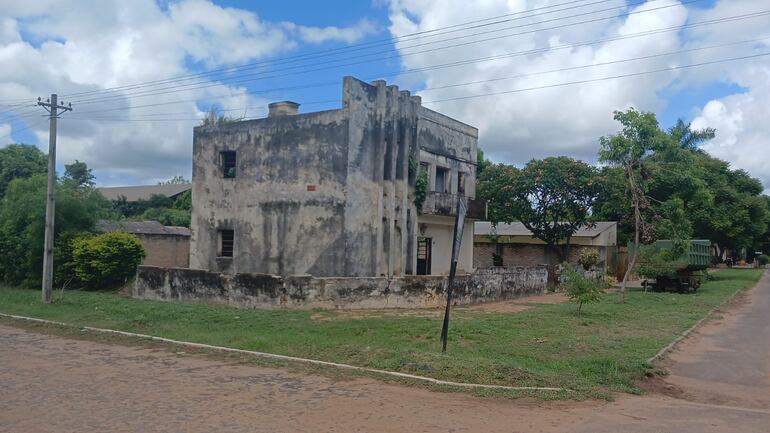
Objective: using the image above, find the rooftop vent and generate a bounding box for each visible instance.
[268,101,300,117]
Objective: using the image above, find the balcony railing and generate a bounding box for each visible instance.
[422,192,487,220]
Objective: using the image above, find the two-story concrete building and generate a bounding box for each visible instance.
[188,76,485,278]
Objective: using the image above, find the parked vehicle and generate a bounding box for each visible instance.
[632,240,711,292]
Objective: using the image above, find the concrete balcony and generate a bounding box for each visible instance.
[422,192,487,220]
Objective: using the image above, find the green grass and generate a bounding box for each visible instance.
[0,268,763,399]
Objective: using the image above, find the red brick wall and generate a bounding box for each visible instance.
[137,234,190,268]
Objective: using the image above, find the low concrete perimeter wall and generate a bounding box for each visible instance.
[134,266,547,310]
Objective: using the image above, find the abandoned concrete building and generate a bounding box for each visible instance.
[189,76,486,277]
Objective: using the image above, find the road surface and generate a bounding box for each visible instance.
[1,272,768,432]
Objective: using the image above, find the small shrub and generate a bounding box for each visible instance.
[757,254,770,268]
[562,266,606,314]
[72,231,145,290]
[577,248,600,271]
[603,274,618,287]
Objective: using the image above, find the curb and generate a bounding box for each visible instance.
[646,273,762,365]
[0,312,563,393]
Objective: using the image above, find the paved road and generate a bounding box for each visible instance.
[1,272,768,432]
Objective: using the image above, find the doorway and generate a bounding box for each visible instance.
[417,237,432,275]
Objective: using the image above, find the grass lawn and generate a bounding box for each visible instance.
[0,268,763,399]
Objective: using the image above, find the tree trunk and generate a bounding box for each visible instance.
[619,164,641,304]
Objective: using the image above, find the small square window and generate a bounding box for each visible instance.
[219,229,234,257]
[220,151,236,178]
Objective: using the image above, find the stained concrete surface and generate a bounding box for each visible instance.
[1,272,768,432]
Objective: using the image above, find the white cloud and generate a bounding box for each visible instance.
[387,0,691,164]
[686,0,770,189]
[0,0,372,185]
[293,19,378,44]
[0,123,11,146]
[386,0,770,187]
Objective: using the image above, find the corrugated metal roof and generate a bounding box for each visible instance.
[474,221,616,238]
[96,220,191,237]
[98,184,191,201]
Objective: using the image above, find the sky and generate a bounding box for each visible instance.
[0,0,768,189]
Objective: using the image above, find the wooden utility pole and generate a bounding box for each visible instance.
[37,94,72,303]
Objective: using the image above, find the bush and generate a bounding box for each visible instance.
[635,246,684,279]
[562,266,606,314]
[758,254,770,268]
[53,231,94,289]
[72,232,145,290]
[140,207,191,227]
[577,248,600,270]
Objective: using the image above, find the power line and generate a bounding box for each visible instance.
[63,52,770,122]
[66,0,697,105]
[64,10,770,118]
[54,0,629,101]
[422,52,770,104]
[68,38,768,121]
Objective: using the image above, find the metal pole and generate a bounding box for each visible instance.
[37,94,71,303]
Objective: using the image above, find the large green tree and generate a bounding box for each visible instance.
[0,172,112,286]
[0,144,48,200]
[478,156,600,263]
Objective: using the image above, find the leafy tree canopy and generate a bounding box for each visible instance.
[478,156,600,260]
[0,144,48,200]
[63,160,95,187]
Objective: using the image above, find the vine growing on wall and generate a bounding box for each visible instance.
[414,167,428,212]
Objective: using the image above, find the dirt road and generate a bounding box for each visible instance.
[1,273,768,432]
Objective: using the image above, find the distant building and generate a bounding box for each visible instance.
[97,220,190,268]
[98,184,191,202]
[189,76,486,277]
[474,221,618,269]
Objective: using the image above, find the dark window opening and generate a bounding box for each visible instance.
[493,243,504,267]
[458,172,466,195]
[435,167,448,193]
[220,151,236,178]
[219,229,234,257]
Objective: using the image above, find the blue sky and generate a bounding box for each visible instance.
[1,0,768,188]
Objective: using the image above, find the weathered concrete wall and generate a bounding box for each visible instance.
[190,76,480,278]
[134,265,547,310]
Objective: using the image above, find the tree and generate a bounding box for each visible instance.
[158,175,189,185]
[140,207,190,227]
[479,157,600,265]
[476,162,521,225]
[0,174,112,286]
[599,109,670,303]
[0,144,48,200]
[512,157,600,262]
[668,118,715,151]
[63,160,95,187]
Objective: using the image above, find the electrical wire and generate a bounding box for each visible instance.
[63,52,769,123]
[67,0,699,105]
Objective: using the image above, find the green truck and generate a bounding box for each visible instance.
[631,239,712,292]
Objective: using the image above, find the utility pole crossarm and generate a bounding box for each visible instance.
[37,93,72,304]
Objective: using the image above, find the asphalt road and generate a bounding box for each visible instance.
[1,272,768,432]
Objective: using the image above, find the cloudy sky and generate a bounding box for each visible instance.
[1,0,768,188]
